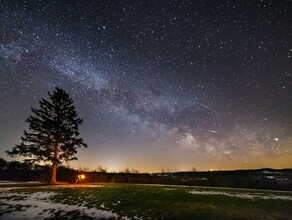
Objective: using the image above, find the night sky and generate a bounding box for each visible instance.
[0,0,291,172]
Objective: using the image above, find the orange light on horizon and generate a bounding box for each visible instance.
[80,174,85,179]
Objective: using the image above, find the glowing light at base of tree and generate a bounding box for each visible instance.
[80,174,85,179]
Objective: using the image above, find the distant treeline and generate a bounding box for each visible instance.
[1,158,292,191]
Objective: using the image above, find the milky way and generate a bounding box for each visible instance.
[0,0,291,172]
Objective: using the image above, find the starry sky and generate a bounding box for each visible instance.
[0,0,291,172]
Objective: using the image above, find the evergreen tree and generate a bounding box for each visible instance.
[0,158,8,170]
[6,87,87,184]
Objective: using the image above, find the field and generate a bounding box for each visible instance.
[1,183,292,220]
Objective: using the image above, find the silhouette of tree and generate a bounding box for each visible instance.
[6,87,87,184]
[97,165,107,173]
[7,161,32,171]
[0,158,8,170]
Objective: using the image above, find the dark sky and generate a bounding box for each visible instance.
[0,0,291,172]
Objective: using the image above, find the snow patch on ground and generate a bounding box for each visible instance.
[0,181,40,185]
[0,190,128,219]
[189,190,292,200]
[44,184,105,189]
[0,187,30,191]
[164,188,176,191]
[0,183,105,192]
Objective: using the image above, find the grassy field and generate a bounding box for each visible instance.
[1,183,292,219]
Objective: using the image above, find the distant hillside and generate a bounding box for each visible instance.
[157,168,292,190]
[1,164,292,191]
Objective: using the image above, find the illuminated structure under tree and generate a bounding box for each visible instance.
[6,87,88,184]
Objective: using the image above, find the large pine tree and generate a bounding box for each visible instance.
[7,87,87,184]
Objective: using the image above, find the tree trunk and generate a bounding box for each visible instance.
[50,162,57,184]
[50,143,59,184]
